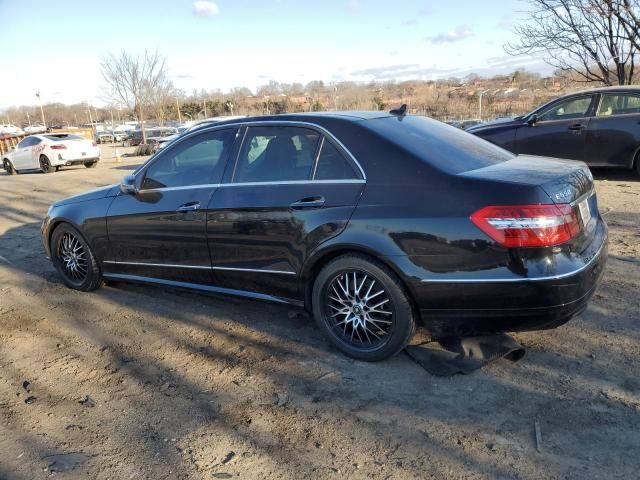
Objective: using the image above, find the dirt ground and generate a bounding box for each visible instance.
[0,145,639,480]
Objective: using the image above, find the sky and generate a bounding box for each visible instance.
[0,0,550,109]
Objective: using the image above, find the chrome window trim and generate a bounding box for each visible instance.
[128,178,366,194]
[311,136,325,180]
[222,179,365,187]
[104,260,296,275]
[420,238,605,283]
[137,120,366,183]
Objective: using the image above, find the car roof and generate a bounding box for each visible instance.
[188,111,396,132]
[568,85,640,95]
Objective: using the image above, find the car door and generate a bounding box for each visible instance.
[585,92,640,167]
[104,128,238,284]
[206,123,366,300]
[516,95,595,161]
[11,137,36,169]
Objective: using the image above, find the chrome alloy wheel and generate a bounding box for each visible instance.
[324,270,394,350]
[58,232,88,282]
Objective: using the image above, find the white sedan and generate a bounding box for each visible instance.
[2,134,101,174]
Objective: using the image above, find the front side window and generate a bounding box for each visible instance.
[141,129,236,190]
[313,139,359,180]
[538,96,593,122]
[234,126,320,182]
[597,94,640,116]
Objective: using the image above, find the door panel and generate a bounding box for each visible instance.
[206,181,364,299]
[585,93,640,167]
[516,95,594,161]
[106,187,215,284]
[12,138,35,169]
[516,118,590,161]
[104,128,238,284]
[584,115,640,167]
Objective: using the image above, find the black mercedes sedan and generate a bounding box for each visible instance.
[42,112,608,361]
[467,86,640,174]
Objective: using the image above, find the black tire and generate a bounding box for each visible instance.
[312,254,416,361]
[50,223,103,291]
[39,155,55,173]
[3,159,17,175]
[55,166,61,172]
[84,161,98,168]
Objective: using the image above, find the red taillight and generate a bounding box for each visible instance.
[470,204,580,248]
[50,144,67,150]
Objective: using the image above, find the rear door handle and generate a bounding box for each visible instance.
[176,202,201,212]
[289,196,325,209]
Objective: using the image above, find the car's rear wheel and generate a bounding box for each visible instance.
[3,159,17,175]
[84,161,98,168]
[312,254,416,361]
[50,224,103,291]
[39,155,55,173]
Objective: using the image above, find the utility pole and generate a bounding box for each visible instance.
[176,99,182,123]
[36,91,47,129]
[334,85,338,111]
[26,111,31,125]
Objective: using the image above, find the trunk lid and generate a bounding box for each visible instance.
[460,155,594,204]
[63,138,93,152]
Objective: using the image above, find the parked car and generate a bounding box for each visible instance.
[124,127,176,146]
[467,86,640,174]
[0,124,24,136]
[24,124,47,134]
[42,113,607,361]
[3,133,100,174]
[95,131,115,144]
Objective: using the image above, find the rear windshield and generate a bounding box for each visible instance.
[44,134,83,141]
[367,115,514,174]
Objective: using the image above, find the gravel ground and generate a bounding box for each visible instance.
[0,145,639,479]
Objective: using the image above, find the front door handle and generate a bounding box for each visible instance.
[289,196,325,209]
[568,123,584,131]
[176,202,201,212]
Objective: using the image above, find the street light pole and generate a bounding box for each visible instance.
[478,89,490,121]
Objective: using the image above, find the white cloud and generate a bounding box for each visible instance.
[193,1,219,17]
[429,25,473,44]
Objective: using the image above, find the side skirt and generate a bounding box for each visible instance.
[102,273,303,307]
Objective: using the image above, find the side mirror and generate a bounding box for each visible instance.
[120,174,138,195]
[527,114,538,127]
[9,146,15,151]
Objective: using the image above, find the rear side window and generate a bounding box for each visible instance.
[313,139,358,180]
[234,126,320,182]
[597,94,640,116]
[367,115,514,174]
[141,129,236,189]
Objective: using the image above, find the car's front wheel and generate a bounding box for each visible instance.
[3,159,17,175]
[312,254,416,361]
[50,223,103,291]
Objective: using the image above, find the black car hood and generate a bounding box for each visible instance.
[53,184,119,207]
[466,117,522,133]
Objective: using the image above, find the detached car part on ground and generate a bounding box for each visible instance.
[3,134,100,174]
[42,112,607,361]
[468,86,640,175]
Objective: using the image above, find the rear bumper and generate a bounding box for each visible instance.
[52,149,101,165]
[402,221,608,338]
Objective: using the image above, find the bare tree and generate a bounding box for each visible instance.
[101,50,169,143]
[506,0,636,85]
[607,0,640,52]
